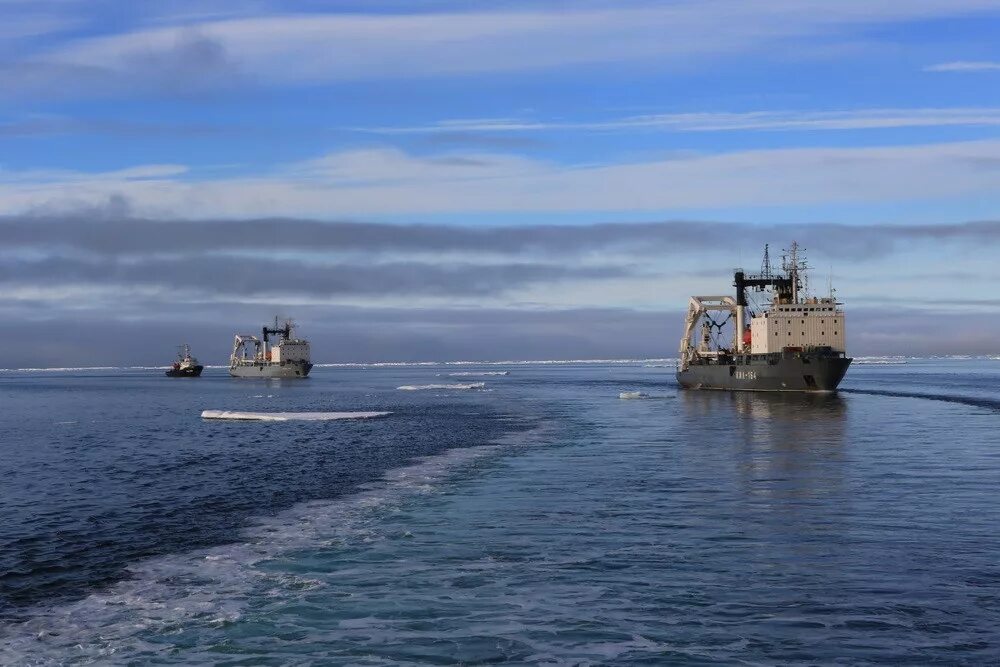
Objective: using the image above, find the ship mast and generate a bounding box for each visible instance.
[782,241,808,304]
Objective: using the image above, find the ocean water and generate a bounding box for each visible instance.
[1,359,999,665]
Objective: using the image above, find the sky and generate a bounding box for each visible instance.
[2,0,1000,367]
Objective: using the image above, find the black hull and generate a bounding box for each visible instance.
[677,351,851,392]
[165,366,204,377]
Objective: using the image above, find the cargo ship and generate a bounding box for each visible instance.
[229,318,312,378]
[165,344,203,377]
[677,243,851,392]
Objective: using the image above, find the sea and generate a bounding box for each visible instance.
[1,358,999,665]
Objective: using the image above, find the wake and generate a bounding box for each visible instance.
[841,388,1000,411]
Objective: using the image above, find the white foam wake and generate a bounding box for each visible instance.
[0,421,555,665]
[437,371,510,377]
[201,410,391,421]
[397,382,486,391]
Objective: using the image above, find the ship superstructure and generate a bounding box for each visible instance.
[229,318,313,378]
[677,243,851,392]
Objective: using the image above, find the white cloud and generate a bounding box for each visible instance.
[925,61,1000,72]
[368,108,1000,134]
[28,1,1000,87]
[2,140,999,218]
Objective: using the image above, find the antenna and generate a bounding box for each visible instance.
[782,241,808,303]
[761,243,772,279]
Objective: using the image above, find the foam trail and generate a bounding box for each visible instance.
[397,382,485,391]
[0,422,553,665]
[201,410,391,421]
[619,391,650,400]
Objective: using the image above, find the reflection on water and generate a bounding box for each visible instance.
[677,390,854,575]
[679,389,849,535]
[679,388,846,423]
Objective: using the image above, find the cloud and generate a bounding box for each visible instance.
[0,29,243,97]
[0,255,633,298]
[8,1,1000,96]
[925,61,1000,72]
[9,213,1000,261]
[6,214,1000,261]
[3,207,1000,365]
[368,108,1000,134]
[2,140,999,217]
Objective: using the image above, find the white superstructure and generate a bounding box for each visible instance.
[230,318,312,378]
[749,299,846,354]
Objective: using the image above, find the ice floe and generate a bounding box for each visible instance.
[201,410,391,421]
[397,382,486,391]
[619,391,650,399]
[437,371,510,377]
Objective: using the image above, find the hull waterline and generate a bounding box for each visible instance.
[677,354,851,392]
[229,361,313,378]
[165,365,203,377]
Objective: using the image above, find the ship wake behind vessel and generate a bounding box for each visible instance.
[677,242,851,392]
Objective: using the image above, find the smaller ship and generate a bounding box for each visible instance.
[165,344,204,377]
[230,318,312,378]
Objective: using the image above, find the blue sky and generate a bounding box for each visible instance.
[2,0,1000,364]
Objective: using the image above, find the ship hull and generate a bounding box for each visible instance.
[165,366,203,377]
[229,361,313,378]
[677,352,851,392]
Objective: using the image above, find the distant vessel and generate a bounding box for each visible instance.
[230,318,313,378]
[677,242,851,392]
[165,344,203,377]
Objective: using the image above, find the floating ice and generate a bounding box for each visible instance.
[397,382,486,391]
[438,371,509,377]
[853,356,909,365]
[201,410,391,421]
[619,391,650,400]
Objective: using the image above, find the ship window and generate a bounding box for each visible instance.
[801,332,805,336]
[787,320,791,324]
[775,331,778,336]
[821,320,825,324]
[834,319,838,323]
[801,319,805,324]
[822,331,825,335]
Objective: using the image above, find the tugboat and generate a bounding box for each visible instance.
[229,318,312,378]
[165,344,204,377]
[676,242,851,392]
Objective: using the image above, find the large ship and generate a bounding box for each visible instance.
[229,318,313,378]
[165,344,203,377]
[677,242,851,392]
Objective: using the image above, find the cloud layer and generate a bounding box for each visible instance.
[7,214,1000,260]
[3,140,1000,218]
[6,1,1000,97]
[4,210,1000,366]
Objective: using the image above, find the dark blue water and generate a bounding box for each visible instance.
[2,359,999,664]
